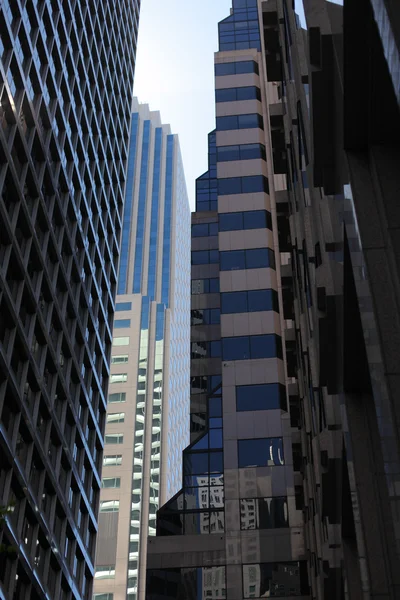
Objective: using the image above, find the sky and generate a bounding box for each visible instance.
[133,0,232,210]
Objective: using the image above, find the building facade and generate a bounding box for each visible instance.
[0,1,139,599]
[93,101,190,600]
[147,1,310,598]
[147,0,400,599]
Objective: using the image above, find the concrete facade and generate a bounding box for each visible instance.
[93,102,190,600]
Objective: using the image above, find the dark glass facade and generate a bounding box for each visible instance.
[0,1,139,598]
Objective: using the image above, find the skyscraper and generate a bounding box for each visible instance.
[147,1,310,598]
[93,100,190,600]
[0,1,139,599]
[147,0,400,599]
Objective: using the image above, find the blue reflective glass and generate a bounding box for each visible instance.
[245,248,275,269]
[236,60,259,74]
[218,177,241,195]
[216,115,239,131]
[116,302,132,311]
[210,341,222,357]
[221,291,248,313]
[236,383,284,411]
[220,250,246,271]
[209,429,223,448]
[238,114,263,129]
[215,62,236,75]
[250,335,278,359]
[222,336,250,360]
[243,210,271,229]
[184,453,209,474]
[242,175,268,193]
[133,120,151,293]
[192,224,209,237]
[147,127,163,300]
[209,250,219,263]
[114,319,131,328]
[209,397,222,417]
[238,438,284,467]
[217,146,241,162]
[216,88,237,102]
[209,278,220,293]
[210,452,223,472]
[219,213,243,231]
[247,289,277,312]
[209,223,219,236]
[161,135,174,304]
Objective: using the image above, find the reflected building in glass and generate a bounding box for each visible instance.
[0,1,139,599]
[93,99,190,600]
[148,0,400,598]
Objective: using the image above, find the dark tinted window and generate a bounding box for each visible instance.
[218,175,269,195]
[191,278,220,294]
[215,60,259,76]
[191,340,222,359]
[191,222,218,237]
[240,497,289,530]
[209,278,220,293]
[221,289,278,314]
[220,248,275,271]
[191,250,219,265]
[217,143,266,162]
[222,335,282,360]
[238,437,284,468]
[191,309,221,325]
[219,210,272,231]
[236,383,286,411]
[242,562,308,598]
[216,113,263,131]
[216,86,261,103]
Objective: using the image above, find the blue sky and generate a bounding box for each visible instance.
[134,0,232,209]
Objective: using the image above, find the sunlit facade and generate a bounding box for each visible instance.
[93,100,190,600]
[0,1,139,599]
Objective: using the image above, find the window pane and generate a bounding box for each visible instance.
[240,143,266,160]
[243,210,268,230]
[245,248,274,269]
[238,114,262,129]
[191,279,208,294]
[184,452,209,474]
[191,223,209,237]
[111,355,128,364]
[238,438,284,467]
[104,433,124,444]
[236,383,283,411]
[218,177,241,195]
[217,145,240,162]
[209,250,219,264]
[101,477,121,488]
[216,88,237,102]
[209,278,220,293]
[236,60,256,73]
[219,212,243,231]
[103,455,122,467]
[222,336,250,360]
[106,413,125,424]
[236,86,260,101]
[114,319,131,328]
[108,392,126,403]
[100,500,120,513]
[110,373,128,384]
[209,223,219,236]
[216,115,238,131]
[209,397,222,418]
[242,562,303,598]
[209,452,223,472]
[191,250,210,265]
[115,302,132,311]
[215,62,235,75]
[250,335,279,359]
[221,291,248,314]
[241,175,265,193]
[210,341,222,358]
[220,250,246,271]
[247,289,276,312]
[112,337,129,346]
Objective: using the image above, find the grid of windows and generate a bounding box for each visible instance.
[133,120,151,293]
[0,1,139,597]
[218,0,261,52]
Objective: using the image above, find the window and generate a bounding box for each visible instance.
[93,594,114,600]
[238,438,284,468]
[114,319,131,328]
[242,562,308,598]
[103,455,122,467]
[101,477,121,489]
[240,497,289,530]
[191,250,219,265]
[216,113,264,131]
[191,375,222,395]
[215,60,259,76]
[216,86,261,103]
[218,175,269,196]
[111,355,128,364]
[110,373,127,384]
[147,567,226,598]
[112,337,129,346]
[191,308,221,325]
[191,340,222,359]
[219,210,271,232]
[220,248,275,271]
[236,383,287,411]
[104,433,124,444]
[100,500,120,513]
[94,566,116,579]
[191,278,220,295]
[108,392,126,404]
[221,290,279,314]
[115,302,132,311]
[217,143,266,162]
[106,413,125,424]
[192,222,218,237]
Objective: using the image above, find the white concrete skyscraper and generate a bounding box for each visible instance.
[93,100,191,600]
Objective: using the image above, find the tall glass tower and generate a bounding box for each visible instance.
[0,1,139,599]
[93,100,190,600]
